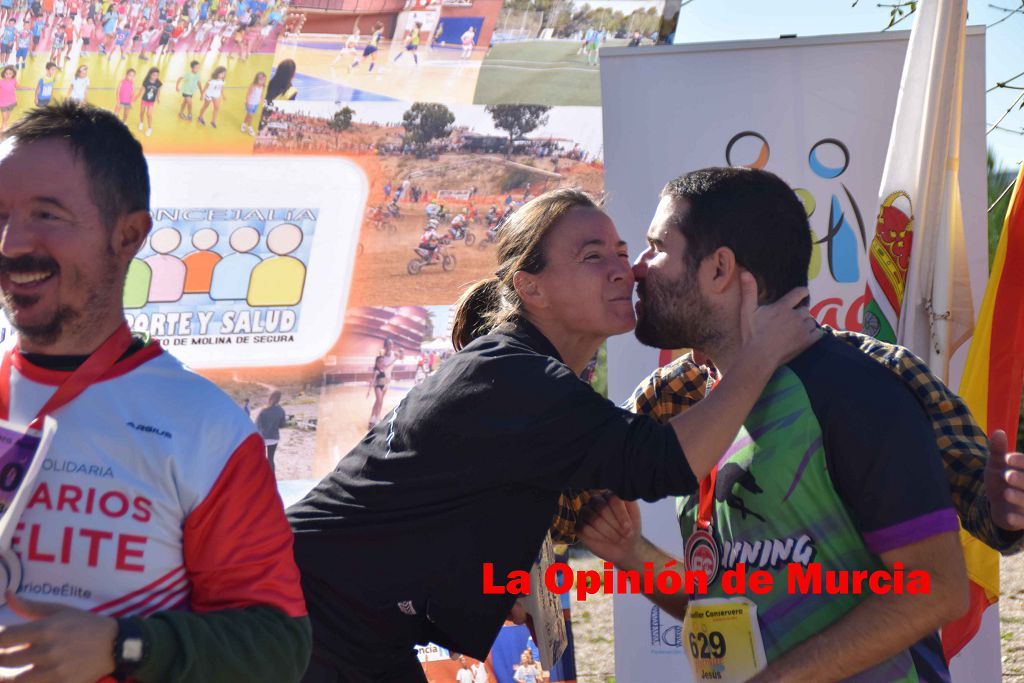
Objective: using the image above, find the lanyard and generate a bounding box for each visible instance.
[696,466,718,531]
[0,324,133,429]
[696,373,721,531]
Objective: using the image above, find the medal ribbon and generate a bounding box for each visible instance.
[0,324,134,428]
[696,372,722,531]
[696,466,718,531]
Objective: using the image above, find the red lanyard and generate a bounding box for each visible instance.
[0,325,134,429]
[696,466,718,531]
[696,373,721,531]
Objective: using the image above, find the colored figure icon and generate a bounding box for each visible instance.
[183,228,222,294]
[210,226,262,301]
[793,187,823,280]
[807,138,864,284]
[248,223,307,307]
[724,131,770,170]
[144,228,187,303]
[123,258,152,309]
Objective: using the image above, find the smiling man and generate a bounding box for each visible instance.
[0,102,310,683]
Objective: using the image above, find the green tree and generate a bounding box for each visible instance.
[485,104,552,157]
[327,106,354,133]
[402,102,455,153]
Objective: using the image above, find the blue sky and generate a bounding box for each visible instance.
[673,0,1024,172]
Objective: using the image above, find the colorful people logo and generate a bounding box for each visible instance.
[723,133,866,285]
[145,228,187,303]
[210,226,262,301]
[126,222,310,307]
[183,228,222,294]
[248,223,307,307]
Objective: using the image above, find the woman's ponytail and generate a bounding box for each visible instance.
[451,276,503,350]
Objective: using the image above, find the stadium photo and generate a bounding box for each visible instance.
[473,0,664,105]
[270,0,501,103]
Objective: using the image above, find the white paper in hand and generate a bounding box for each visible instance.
[522,533,567,671]
[0,416,57,596]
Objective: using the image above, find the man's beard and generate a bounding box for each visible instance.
[634,267,721,351]
[0,253,118,348]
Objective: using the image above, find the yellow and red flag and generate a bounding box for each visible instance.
[959,164,1024,444]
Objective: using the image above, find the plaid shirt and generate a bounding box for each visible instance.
[551,327,1024,555]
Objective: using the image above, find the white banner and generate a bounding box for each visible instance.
[599,29,991,682]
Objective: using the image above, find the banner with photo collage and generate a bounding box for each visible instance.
[257,2,670,678]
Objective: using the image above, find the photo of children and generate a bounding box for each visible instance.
[255,99,603,306]
[272,0,502,104]
[474,0,664,106]
[0,0,290,152]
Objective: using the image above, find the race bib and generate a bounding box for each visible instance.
[0,417,54,541]
[682,598,767,682]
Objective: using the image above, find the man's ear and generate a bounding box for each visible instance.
[704,246,739,295]
[113,210,152,262]
[512,270,546,310]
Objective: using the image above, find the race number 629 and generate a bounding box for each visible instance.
[689,631,727,659]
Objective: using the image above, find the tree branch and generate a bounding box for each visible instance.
[987,69,1024,93]
[988,90,1024,134]
[987,1,1024,28]
[989,123,1024,136]
[882,10,915,30]
[989,169,1021,214]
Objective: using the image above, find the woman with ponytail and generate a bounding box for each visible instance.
[289,188,819,682]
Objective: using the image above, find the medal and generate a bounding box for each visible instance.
[684,464,721,587]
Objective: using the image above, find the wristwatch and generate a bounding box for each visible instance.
[112,618,149,681]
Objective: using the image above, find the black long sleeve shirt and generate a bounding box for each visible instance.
[287,319,697,659]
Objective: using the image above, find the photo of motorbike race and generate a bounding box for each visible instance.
[254,98,604,305]
[271,0,501,105]
[474,0,664,106]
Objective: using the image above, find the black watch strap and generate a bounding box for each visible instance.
[112,618,149,682]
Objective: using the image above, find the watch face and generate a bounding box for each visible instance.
[122,637,144,662]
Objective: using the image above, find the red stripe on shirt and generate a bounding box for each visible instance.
[138,583,191,617]
[91,565,185,614]
[109,575,190,618]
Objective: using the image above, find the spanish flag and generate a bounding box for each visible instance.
[960,163,1024,448]
[946,164,1024,659]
